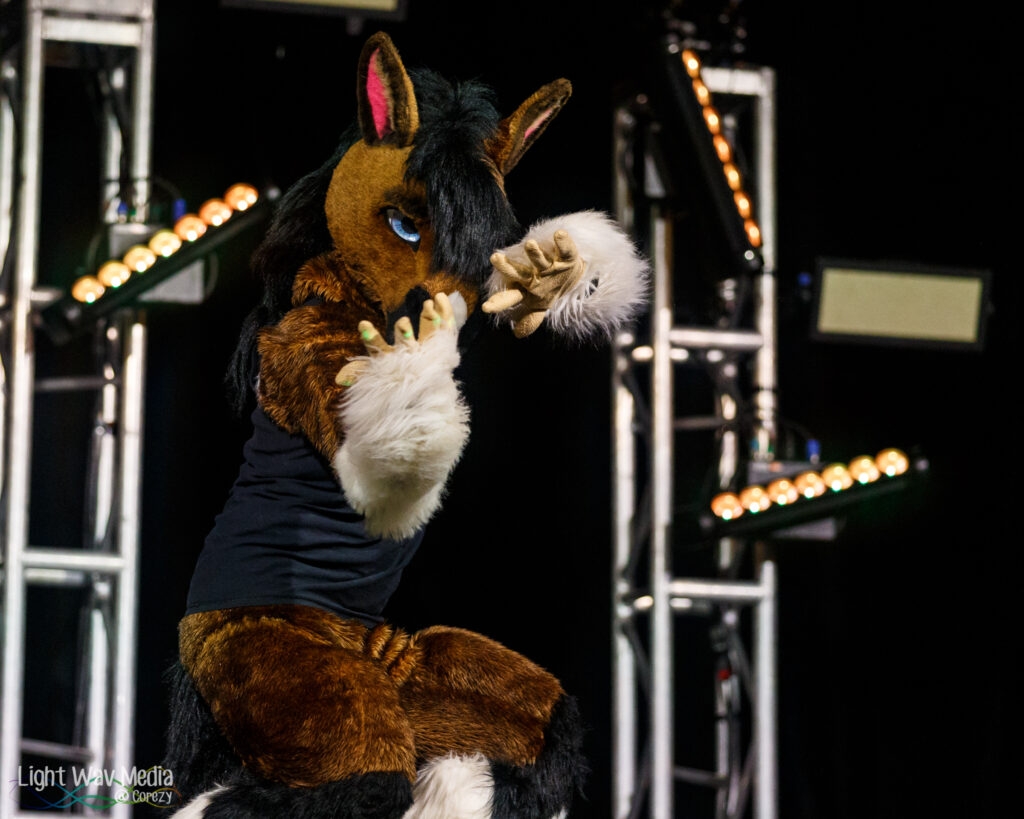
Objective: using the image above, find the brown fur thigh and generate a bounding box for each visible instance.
[393,626,565,767]
[179,606,417,786]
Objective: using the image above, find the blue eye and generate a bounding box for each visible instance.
[386,208,420,248]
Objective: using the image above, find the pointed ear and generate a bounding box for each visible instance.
[487,79,572,176]
[356,32,419,147]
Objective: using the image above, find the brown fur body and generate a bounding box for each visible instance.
[180,605,564,787]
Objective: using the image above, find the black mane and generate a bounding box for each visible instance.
[226,69,519,414]
[406,69,520,284]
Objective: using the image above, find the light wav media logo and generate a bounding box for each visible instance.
[12,764,182,810]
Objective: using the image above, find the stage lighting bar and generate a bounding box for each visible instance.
[41,183,271,343]
[679,48,763,253]
[651,38,764,279]
[223,0,407,21]
[710,448,911,522]
[699,448,921,542]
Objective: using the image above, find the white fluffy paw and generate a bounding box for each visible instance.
[334,293,470,539]
[487,210,648,342]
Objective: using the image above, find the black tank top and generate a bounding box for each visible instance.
[185,405,425,626]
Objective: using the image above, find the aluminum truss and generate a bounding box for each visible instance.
[1,2,154,817]
[612,63,779,819]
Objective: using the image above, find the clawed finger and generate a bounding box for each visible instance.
[394,316,416,346]
[358,320,393,354]
[524,239,552,272]
[481,288,524,314]
[553,229,578,262]
[491,252,530,284]
[434,292,457,330]
[419,299,441,341]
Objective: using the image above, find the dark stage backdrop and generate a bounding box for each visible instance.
[25,1,1015,817]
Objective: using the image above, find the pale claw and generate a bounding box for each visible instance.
[337,295,456,387]
[357,320,394,354]
[481,289,525,314]
[419,299,441,341]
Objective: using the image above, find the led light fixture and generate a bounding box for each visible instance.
[710,492,744,521]
[71,276,105,304]
[876,448,909,477]
[199,198,232,227]
[705,448,925,542]
[820,464,854,492]
[46,183,275,342]
[222,1,408,23]
[738,486,770,514]
[680,48,762,250]
[224,183,258,211]
[174,214,207,242]
[653,41,764,275]
[848,455,881,485]
[123,244,157,273]
[96,261,131,288]
[793,471,826,499]
[766,478,799,506]
[711,448,913,521]
[149,229,182,257]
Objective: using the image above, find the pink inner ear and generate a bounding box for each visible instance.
[366,49,391,139]
[523,108,552,141]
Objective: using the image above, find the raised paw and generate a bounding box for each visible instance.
[483,229,586,337]
[335,294,457,387]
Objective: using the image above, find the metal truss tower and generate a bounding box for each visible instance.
[611,60,780,819]
[1,2,154,816]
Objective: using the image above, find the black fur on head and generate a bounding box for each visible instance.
[405,68,520,284]
[226,69,520,414]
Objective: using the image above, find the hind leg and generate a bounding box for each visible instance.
[392,627,586,819]
[177,606,417,818]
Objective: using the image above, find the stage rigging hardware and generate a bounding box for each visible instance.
[1,2,266,815]
[612,16,926,817]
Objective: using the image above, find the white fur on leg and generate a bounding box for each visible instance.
[488,210,649,341]
[402,754,494,819]
[170,786,229,818]
[334,322,469,539]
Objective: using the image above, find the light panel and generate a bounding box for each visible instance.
[812,259,991,350]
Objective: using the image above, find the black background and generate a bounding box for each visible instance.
[18,0,1018,816]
